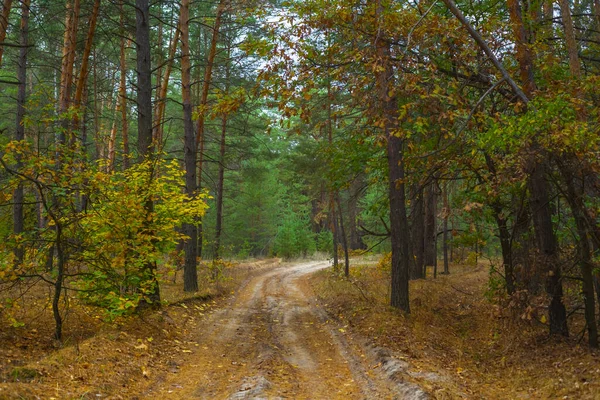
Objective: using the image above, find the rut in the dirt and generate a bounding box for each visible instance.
[145,261,427,399]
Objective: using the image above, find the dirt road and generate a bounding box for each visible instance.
[145,261,426,399]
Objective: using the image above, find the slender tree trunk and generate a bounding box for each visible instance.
[195,0,227,259]
[336,195,350,277]
[52,225,65,341]
[484,153,516,293]
[119,4,129,169]
[136,0,160,306]
[424,181,437,271]
[180,0,198,291]
[410,185,425,279]
[107,101,119,171]
[153,22,179,147]
[13,0,29,266]
[557,158,598,347]
[214,40,231,262]
[331,197,339,269]
[0,0,13,66]
[214,114,227,260]
[442,182,450,275]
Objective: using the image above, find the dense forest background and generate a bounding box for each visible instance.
[0,0,599,353]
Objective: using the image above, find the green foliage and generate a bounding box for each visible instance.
[315,230,333,253]
[273,212,316,259]
[0,141,208,321]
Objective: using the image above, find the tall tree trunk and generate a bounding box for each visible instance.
[507,0,536,95]
[195,0,227,259]
[214,40,231,262]
[119,3,129,169]
[374,16,410,311]
[528,161,568,336]
[72,0,100,133]
[181,0,198,291]
[13,0,29,266]
[136,0,160,306]
[331,197,339,269]
[214,114,227,260]
[410,185,425,279]
[153,22,179,147]
[442,182,450,275]
[337,195,350,277]
[558,0,581,78]
[485,153,515,293]
[557,158,598,347]
[0,0,12,66]
[424,181,437,272]
[58,0,80,143]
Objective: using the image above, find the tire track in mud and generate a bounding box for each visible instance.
[145,261,421,399]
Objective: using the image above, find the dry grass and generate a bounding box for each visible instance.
[0,258,279,399]
[310,261,600,399]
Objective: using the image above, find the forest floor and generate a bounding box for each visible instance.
[1,257,599,399]
[309,259,600,399]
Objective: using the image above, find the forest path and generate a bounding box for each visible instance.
[144,261,410,399]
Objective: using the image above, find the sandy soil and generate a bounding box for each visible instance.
[142,261,425,399]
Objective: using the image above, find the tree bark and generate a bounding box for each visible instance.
[195,0,227,259]
[558,0,581,78]
[136,0,160,306]
[374,20,410,311]
[214,114,227,260]
[331,197,339,269]
[13,0,29,266]
[528,160,568,336]
[442,182,450,275]
[507,0,537,95]
[72,0,100,132]
[58,0,80,143]
[424,181,437,271]
[557,157,598,347]
[153,22,179,147]
[180,0,198,291]
[337,195,350,277]
[119,2,129,169]
[0,0,12,66]
[410,185,425,279]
